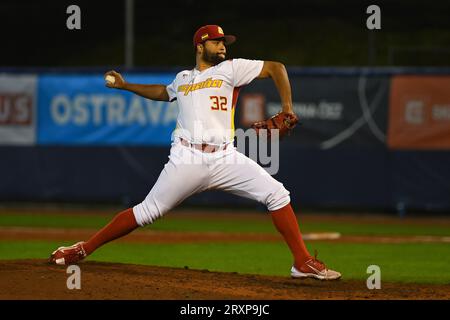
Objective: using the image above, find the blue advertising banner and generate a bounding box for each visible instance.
[237,76,390,149]
[37,73,178,145]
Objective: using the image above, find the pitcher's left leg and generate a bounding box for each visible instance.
[270,203,312,268]
[208,150,311,265]
[209,149,340,280]
[271,203,341,280]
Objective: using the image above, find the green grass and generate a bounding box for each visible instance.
[1,211,449,284]
[285,221,450,237]
[1,240,450,284]
[0,213,113,229]
[1,213,449,236]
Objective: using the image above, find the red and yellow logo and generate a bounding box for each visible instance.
[178,78,223,96]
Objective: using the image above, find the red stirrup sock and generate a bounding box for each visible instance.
[83,208,138,255]
[270,203,312,268]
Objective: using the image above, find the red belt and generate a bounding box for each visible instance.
[180,138,228,153]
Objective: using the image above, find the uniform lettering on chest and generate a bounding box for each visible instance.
[177,77,223,96]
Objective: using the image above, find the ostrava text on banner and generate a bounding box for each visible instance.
[37,74,178,146]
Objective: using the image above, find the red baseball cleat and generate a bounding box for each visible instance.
[291,251,341,280]
[49,241,87,265]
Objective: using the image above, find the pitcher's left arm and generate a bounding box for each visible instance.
[257,61,294,115]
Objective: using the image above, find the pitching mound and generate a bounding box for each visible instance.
[0,259,448,300]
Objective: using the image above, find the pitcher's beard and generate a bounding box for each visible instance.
[203,50,226,65]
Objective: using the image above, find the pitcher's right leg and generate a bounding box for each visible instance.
[49,143,209,264]
[49,207,137,265]
[133,144,210,226]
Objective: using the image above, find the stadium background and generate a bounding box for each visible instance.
[1,0,449,212]
[0,0,450,300]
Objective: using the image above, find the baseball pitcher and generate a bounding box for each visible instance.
[49,25,341,280]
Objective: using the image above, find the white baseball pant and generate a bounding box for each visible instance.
[133,139,290,226]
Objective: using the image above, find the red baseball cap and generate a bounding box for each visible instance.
[193,25,236,47]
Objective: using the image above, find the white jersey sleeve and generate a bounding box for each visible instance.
[231,58,264,87]
[166,77,178,102]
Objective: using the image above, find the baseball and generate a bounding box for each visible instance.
[105,75,115,84]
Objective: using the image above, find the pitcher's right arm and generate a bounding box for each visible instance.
[104,70,170,102]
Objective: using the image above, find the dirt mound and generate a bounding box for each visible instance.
[0,259,448,300]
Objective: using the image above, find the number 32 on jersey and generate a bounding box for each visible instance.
[210,96,227,111]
